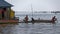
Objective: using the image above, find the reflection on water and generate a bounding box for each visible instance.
[0,24,16,34]
[0,23,60,34]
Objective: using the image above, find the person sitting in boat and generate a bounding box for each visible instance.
[31,17,35,24]
[52,16,57,22]
[31,17,34,22]
[24,15,28,23]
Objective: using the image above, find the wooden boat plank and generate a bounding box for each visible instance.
[19,20,55,24]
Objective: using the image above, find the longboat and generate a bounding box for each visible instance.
[19,18,57,24]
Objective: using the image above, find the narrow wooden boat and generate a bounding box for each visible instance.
[21,16,57,24]
[19,18,57,24]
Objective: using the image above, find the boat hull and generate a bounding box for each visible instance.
[0,20,19,24]
[19,19,56,24]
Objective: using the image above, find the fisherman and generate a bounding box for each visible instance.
[31,17,34,24]
[52,16,57,23]
[24,15,28,23]
[32,17,34,21]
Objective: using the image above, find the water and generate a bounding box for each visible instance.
[0,13,60,34]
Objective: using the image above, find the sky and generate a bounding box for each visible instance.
[5,0,60,12]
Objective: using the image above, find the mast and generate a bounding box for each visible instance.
[31,4,33,18]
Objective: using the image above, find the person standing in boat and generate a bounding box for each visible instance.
[24,15,28,23]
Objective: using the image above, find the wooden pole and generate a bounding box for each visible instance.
[31,4,33,18]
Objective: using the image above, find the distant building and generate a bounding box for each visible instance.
[51,11,60,13]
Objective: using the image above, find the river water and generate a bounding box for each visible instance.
[0,13,60,34]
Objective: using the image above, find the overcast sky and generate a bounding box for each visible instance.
[5,0,60,11]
